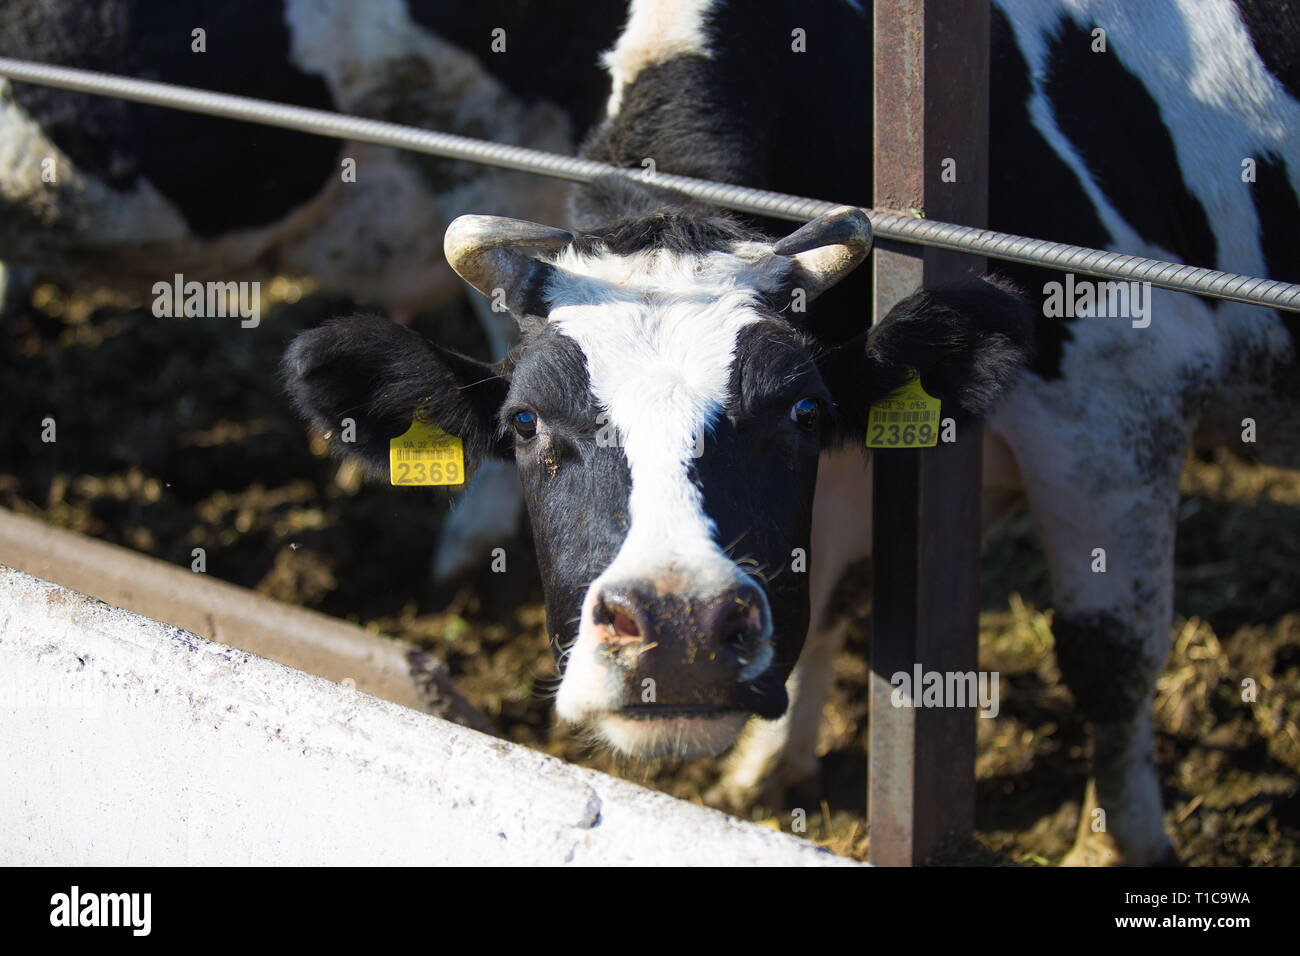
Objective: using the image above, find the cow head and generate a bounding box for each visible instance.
[282,206,1032,758]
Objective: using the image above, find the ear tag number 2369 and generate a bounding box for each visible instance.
[866,370,941,449]
[390,419,465,486]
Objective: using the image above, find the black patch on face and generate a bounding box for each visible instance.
[503,328,631,656]
[404,0,627,139]
[0,0,339,238]
[693,322,829,685]
[1232,0,1300,103]
[988,6,1113,381]
[1250,153,1300,352]
[503,325,596,429]
[1045,19,1219,281]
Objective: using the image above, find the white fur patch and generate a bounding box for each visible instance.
[548,244,789,590]
[602,0,716,116]
[596,711,750,758]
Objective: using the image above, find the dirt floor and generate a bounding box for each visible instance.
[2,284,1297,865]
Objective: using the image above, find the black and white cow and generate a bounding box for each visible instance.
[285,0,1300,867]
[0,0,627,580]
[283,5,1030,825]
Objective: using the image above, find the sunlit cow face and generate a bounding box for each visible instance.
[282,207,1033,759]
[505,240,835,755]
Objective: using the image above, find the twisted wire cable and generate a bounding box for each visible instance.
[1,56,1296,314]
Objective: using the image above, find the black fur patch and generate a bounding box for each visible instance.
[501,325,597,433]
[1052,610,1159,724]
[1250,153,1300,351]
[571,0,877,327]
[0,0,339,237]
[519,428,632,660]
[500,327,629,659]
[989,5,1112,381]
[695,322,828,691]
[405,0,626,138]
[1232,0,1300,103]
[697,0,876,209]
[727,322,830,424]
[568,197,765,256]
[580,54,768,189]
[1045,18,1219,280]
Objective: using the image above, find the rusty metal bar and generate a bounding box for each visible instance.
[868,0,988,866]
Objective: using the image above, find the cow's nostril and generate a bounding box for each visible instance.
[719,607,754,646]
[612,611,640,638]
[593,586,648,648]
[717,597,766,670]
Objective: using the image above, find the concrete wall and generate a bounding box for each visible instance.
[0,568,855,866]
[0,508,436,715]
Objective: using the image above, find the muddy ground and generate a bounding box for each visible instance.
[2,285,1297,865]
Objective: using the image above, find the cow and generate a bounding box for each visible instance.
[285,0,1299,867]
[0,0,627,581]
[282,3,1031,836]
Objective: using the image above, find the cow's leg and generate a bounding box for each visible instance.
[994,400,1187,866]
[709,446,873,808]
[1054,592,1177,866]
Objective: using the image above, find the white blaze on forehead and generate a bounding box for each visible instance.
[549,245,784,726]
[603,0,716,116]
[548,244,790,582]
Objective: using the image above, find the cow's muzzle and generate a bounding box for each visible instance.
[555,575,786,757]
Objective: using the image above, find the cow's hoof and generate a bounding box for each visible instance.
[1061,831,1178,866]
[1060,782,1178,866]
[1060,831,1124,867]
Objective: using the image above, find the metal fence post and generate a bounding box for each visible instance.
[868,0,990,866]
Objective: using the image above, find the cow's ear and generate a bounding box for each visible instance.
[281,314,510,479]
[816,276,1035,444]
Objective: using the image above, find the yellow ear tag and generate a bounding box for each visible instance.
[865,370,941,449]
[389,419,465,486]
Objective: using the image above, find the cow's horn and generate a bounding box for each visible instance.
[444,215,573,316]
[772,206,874,300]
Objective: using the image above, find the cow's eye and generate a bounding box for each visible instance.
[511,409,539,439]
[790,397,821,429]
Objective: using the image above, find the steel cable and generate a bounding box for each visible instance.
[1,56,1297,314]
